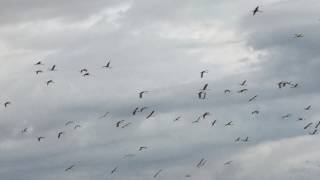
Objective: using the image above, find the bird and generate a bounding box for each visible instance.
[290,83,299,88]
[282,114,291,119]
[58,131,65,139]
[278,81,291,89]
[240,80,247,86]
[110,166,118,174]
[65,165,75,171]
[121,122,132,128]
[294,33,304,38]
[315,121,320,129]
[74,125,81,130]
[49,65,56,71]
[201,83,209,91]
[46,80,54,86]
[224,89,231,94]
[4,101,11,108]
[99,111,109,119]
[82,72,90,77]
[146,110,155,119]
[198,91,206,99]
[153,169,162,178]
[251,110,259,115]
[65,121,74,126]
[116,120,125,127]
[21,128,28,134]
[196,158,207,168]
[132,107,139,115]
[34,61,44,65]
[252,6,261,16]
[185,174,192,178]
[297,117,306,121]
[139,146,148,151]
[225,121,233,126]
[200,70,208,78]
[309,129,317,135]
[305,105,312,110]
[140,106,148,112]
[224,161,233,165]
[237,89,248,93]
[192,116,201,123]
[242,136,249,142]
[37,136,45,142]
[235,137,241,142]
[103,61,111,69]
[304,123,313,129]
[80,68,88,73]
[211,120,217,127]
[249,95,258,102]
[202,112,210,119]
[139,91,149,99]
[35,70,43,74]
[174,116,181,121]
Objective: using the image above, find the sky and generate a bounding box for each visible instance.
[1,0,320,179]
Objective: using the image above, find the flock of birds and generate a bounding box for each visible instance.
[2,4,317,180]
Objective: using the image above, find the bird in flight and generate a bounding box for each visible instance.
[198,91,206,99]
[82,72,90,77]
[174,116,181,121]
[4,101,11,108]
[282,114,291,119]
[58,131,65,139]
[201,83,209,91]
[65,121,74,126]
[294,33,304,38]
[251,110,259,115]
[235,137,241,142]
[37,136,45,142]
[240,80,247,86]
[305,105,311,110]
[49,65,56,71]
[309,129,317,135]
[202,112,210,119]
[98,111,109,119]
[211,120,217,127]
[200,70,208,78]
[146,110,155,119]
[35,70,43,74]
[225,121,233,126]
[224,161,233,165]
[196,158,207,168]
[139,146,148,151]
[34,61,44,65]
[140,106,148,112]
[103,61,111,69]
[80,68,88,73]
[21,128,28,134]
[242,136,249,142]
[46,80,54,86]
[74,125,81,130]
[252,6,262,16]
[65,165,75,171]
[121,122,132,128]
[139,91,149,99]
[110,166,118,174]
[153,169,163,178]
[278,81,291,89]
[224,89,231,94]
[304,123,313,129]
[249,95,258,102]
[116,120,125,127]
[315,121,320,129]
[132,107,139,115]
[237,89,248,93]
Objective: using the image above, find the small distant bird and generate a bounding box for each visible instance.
[192,116,201,123]
[297,117,305,121]
[140,106,148,112]
[49,65,56,71]
[34,61,44,65]
[224,161,233,165]
[278,81,291,89]
[240,80,247,86]
[139,146,148,151]
[252,6,261,16]
[21,128,28,133]
[305,105,311,110]
[201,83,209,91]
[196,158,207,168]
[37,136,45,142]
[132,107,139,115]
[304,123,313,129]
[110,166,118,174]
[185,174,192,178]
[74,125,81,130]
[58,131,65,139]
[35,70,43,74]
[99,111,109,119]
[116,120,125,127]
[202,112,210,119]
[251,110,259,115]
[65,121,74,126]
[103,61,111,69]
[82,72,90,77]
[315,121,320,129]
[237,89,248,93]
[65,165,75,171]
[46,80,54,86]
[294,33,304,38]
[309,129,317,135]
[235,137,240,142]
[211,120,217,127]
[242,136,249,142]
[200,70,208,78]
[198,91,206,99]
[174,116,181,121]
[139,91,149,99]
[290,83,299,88]
[146,110,155,119]
[153,169,162,178]
[80,68,88,73]
[249,95,258,102]
[224,89,231,94]
[121,122,131,128]
[282,114,291,119]
[225,121,233,126]
[4,101,11,108]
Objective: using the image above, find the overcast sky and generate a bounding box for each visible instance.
[1,0,320,179]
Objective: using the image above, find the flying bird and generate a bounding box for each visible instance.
[201,83,209,91]
[4,101,11,108]
[174,116,181,121]
[35,70,43,74]
[58,131,65,139]
[235,137,240,142]
[34,61,44,65]
[252,6,262,16]
[140,106,148,112]
[80,68,88,73]
[139,146,148,151]
[198,91,206,99]
[224,89,231,94]
[37,136,45,142]
[21,128,28,133]
[237,89,248,93]
[110,166,118,174]
[132,107,139,115]
[315,121,320,129]
[49,65,56,71]
[224,161,233,165]
[116,120,125,127]
[240,80,247,86]
[304,123,313,129]
[82,72,90,77]
[121,122,132,128]
[202,112,210,119]
[74,125,81,130]
[225,121,233,126]
[146,110,155,119]
[309,129,317,135]
[65,121,74,126]
[103,61,111,69]
[153,169,163,178]
[46,80,54,86]
[249,95,258,102]
[211,120,217,127]
[294,33,304,38]
[65,165,75,171]
[305,105,311,110]
[242,136,249,142]
[196,158,207,168]
[99,111,109,119]
[200,70,208,78]
[282,114,291,119]
[139,91,149,99]
[251,110,259,115]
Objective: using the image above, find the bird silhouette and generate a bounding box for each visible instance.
[242,136,249,142]
[251,110,259,115]
[304,123,313,129]
[46,80,54,86]
[240,80,247,86]
[237,89,248,93]
[132,107,139,115]
[37,136,45,142]
[82,72,90,77]
[80,68,88,73]
[103,61,111,69]
[74,125,81,130]
[116,120,125,127]
[65,165,75,171]
[315,121,320,129]
[200,70,208,78]
[99,112,109,119]
[65,121,74,126]
[252,6,261,16]
[121,122,131,128]
[34,61,44,65]
[309,129,317,135]
[282,114,291,119]
[174,116,181,121]
[21,128,28,134]
[249,95,258,102]
[139,91,149,99]
[153,169,163,178]
[235,137,240,142]
[225,121,233,126]
[224,161,233,165]
[305,105,311,110]
[224,89,231,94]
[49,65,56,71]
[211,120,217,127]
[196,158,207,168]
[294,33,304,38]
[4,101,11,108]
[198,91,206,99]
[139,146,148,151]
[58,131,65,139]
[110,166,118,174]
[35,70,43,74]
[201,83,209,91]
[146,110,155,119]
